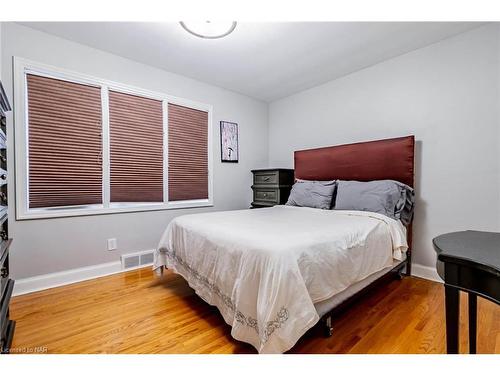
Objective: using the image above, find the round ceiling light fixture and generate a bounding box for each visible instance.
[180,21,237,39]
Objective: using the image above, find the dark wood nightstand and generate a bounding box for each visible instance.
[251,169,294,208]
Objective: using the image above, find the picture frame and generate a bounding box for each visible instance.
[220,121,239,163]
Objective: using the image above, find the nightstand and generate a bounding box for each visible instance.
[251,169,294,208]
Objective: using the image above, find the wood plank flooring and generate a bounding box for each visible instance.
[10,268,500,354]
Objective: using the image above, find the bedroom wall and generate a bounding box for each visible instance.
[2,23,269,279]
[268,24,500,272]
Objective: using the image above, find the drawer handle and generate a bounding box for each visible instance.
[0,231,7,241]
[263,177,270,181]
[263,193,267,197]
[0,267,7,278]
[0,174,6,180]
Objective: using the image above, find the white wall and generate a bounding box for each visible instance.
[2,23,268,279]
[268,24,500,269]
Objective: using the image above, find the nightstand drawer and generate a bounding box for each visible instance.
[253,189,278,203]
[253,171,279,185]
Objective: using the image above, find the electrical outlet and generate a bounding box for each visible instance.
[107,238,118,251]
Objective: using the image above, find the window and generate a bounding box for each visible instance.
[26,74,103,208]
[168,103,209,201]
[15,58,213,219]
[109,91,164,203]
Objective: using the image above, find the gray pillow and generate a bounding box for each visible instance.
[334,180,414,225]
[286,180,337,210]
[398,182,415,225]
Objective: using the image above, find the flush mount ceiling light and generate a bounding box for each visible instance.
[180,21,237,39]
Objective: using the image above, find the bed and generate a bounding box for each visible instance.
[154,135,415,354]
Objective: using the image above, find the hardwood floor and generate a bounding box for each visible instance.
[10,268,500,354]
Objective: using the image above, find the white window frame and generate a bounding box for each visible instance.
[14,57,214,220]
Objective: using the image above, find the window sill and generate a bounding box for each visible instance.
[16,200,214,220]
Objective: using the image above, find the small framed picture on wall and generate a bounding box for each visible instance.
[220,121,239,163]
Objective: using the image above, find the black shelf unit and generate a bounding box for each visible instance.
[0,79,14,354]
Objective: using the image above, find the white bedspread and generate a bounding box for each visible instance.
[154,205,407,353]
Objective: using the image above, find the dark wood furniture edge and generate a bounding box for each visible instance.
[0,79,13,354]
[251,168,294,173]
[441,271,500,306]
[443,277,484,354]
[0,275,15,355]
[433,231,500,277]
[2,320,15,353]
[0,279,14,319]
[442,281,500,306]
[468,293,477,354]
[444,284,460,354]
[250,202,276,207]
[251,184,293,188]
[437,253,500,277]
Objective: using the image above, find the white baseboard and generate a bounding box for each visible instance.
[13,248,156,296]
[411,263,443,283]
[13,258,442,297]
[13,260,124,296]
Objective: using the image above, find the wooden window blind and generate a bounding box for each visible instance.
[109,91,164,202]
[168,103,208,201]
[27,74,103,208]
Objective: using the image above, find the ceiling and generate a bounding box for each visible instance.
[20,22,484,102]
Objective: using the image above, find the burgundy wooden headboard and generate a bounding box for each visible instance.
[294,135,415,188]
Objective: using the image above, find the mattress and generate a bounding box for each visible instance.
[154,205,408,353]
[314,258,404,317]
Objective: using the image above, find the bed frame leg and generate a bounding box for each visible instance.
[323,315,333,337]
[397,268,405,280]
[405,251,412,277]
[396,257,411,279]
